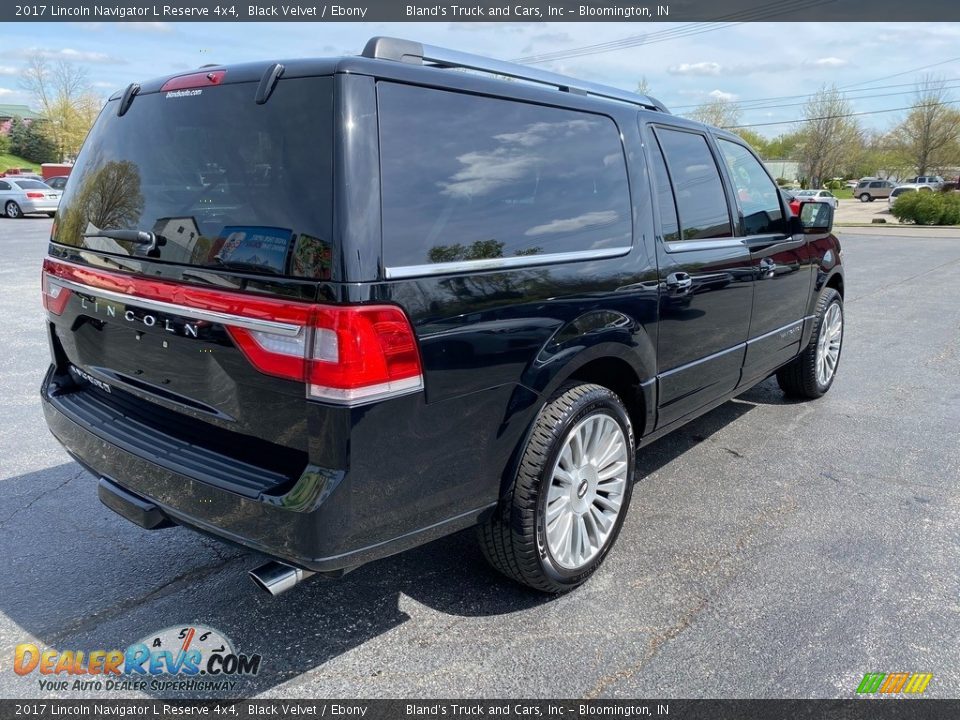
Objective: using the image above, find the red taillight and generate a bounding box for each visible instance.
[41,269,72,315]
[228,305,423,405]
[41,258,423,406]
[26,191,45,198]
[310,306,423,402]
[161,70,225,92]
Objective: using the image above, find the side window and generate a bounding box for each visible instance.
[378,83,633,269]
[648,140,680,243]
[870,182,882,188]
[654,127,732,241]
[0,181,10,190]
[717,139,786,236]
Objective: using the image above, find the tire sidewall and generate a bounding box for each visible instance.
[533,391,635,588]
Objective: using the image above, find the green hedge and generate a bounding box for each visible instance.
[890,191,960,225]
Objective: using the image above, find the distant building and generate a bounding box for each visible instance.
[0,104,43,135]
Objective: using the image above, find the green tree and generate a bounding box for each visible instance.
[21,54,101,162]
[890,76,960,176]
[57,160,144,243]
[764,131,803,161]
[685,97,741,128]
[428,239,505,264]
[796,85,862,187]
[8,117,57,164]
[732,128,768,155]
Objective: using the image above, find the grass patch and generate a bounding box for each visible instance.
[0,154,40,174]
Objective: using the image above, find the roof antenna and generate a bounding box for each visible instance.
[118,83,140,117]
[255,63,284,105]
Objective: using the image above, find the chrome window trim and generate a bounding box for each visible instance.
[51,277,303,337]
[662,238,744,253]
[383,246,632,279]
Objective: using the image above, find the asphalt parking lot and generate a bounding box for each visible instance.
[834,197,904,225]
[1,218,958,699]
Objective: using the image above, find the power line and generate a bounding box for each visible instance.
[722,99,960,129]
[511,0,836,65]
[837,56,960,90]
[670,77,960,111]
[702,83,960,117]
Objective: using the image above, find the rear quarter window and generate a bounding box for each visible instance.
[377,83,633,271]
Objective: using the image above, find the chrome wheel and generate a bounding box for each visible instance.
[5,201,21,218]
[816,302,843,387]
[544,413,628,570]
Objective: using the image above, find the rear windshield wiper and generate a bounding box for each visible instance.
[83,229,167,249]
[211,259,281,274]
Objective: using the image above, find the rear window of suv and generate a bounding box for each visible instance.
[377,83,633,271]
[52,77,334,279]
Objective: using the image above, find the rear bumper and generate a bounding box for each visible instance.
[21,199,59,213]
[41,368,493,573]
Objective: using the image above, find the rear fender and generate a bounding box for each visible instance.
[491,312,655,498]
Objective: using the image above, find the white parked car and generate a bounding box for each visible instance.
[888,183,935,208]
[792,189,839,209]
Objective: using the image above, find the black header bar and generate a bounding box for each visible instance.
[3,0,959,22]
[1,700,958,719]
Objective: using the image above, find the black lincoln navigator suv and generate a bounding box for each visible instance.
[40,37,844,595]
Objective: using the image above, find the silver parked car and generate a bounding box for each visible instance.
[0,178,62,218]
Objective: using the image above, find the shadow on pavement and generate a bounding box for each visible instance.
[0,379,781,697]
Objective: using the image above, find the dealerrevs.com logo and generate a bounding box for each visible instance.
[13,625,261,693]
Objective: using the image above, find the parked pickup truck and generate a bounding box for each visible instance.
[40,37,845,595]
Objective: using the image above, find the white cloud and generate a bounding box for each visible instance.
[74,21,172,33]
[668,61,722,76]
[13,47,125,64]
[708,89,738,102]
[0,66,17,76]
[0,88,14,96]
[526,211,620,237]
[813,57,848,68]
[125,21,173,32]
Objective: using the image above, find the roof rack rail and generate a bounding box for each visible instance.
[361,36,670,114]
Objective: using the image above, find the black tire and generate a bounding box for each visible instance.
[46,212,56,218]
[479,383,635,593]
[4,201,22,219]
[859,193,870,203]
[776,288,844,399]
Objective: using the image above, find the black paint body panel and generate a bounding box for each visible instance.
[40,56,843,574]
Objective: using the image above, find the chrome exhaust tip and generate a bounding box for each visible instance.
[248,561,315,596]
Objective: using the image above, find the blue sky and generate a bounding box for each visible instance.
[2,21,959,137]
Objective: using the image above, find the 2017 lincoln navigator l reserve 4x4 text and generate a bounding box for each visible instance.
[39,37,845,595]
